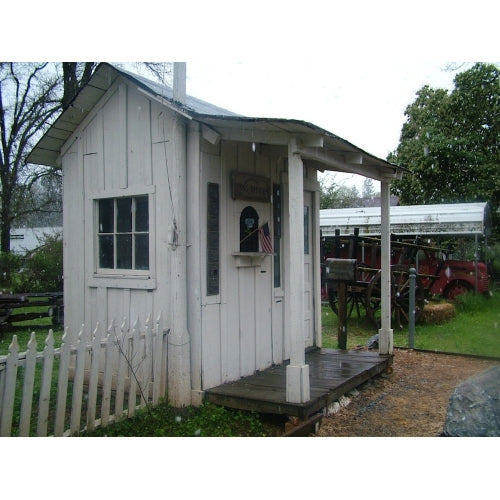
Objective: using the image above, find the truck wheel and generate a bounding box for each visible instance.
[444,280,473,300]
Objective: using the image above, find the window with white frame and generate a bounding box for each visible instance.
[97,195,149,271]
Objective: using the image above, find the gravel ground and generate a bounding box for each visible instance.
[315,348,499,437]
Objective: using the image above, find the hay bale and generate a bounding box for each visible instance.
[420,302,455,324]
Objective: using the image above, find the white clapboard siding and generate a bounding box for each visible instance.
[0,313,167,437]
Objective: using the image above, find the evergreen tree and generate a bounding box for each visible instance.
[390,63,500,238]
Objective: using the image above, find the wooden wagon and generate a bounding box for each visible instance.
[323,229,442,329]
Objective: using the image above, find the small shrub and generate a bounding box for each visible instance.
[13,233,63,292]
[485,242,500,278]
[0,251,23,291]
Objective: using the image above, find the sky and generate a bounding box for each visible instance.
[184,60,462,189]
[8,2,496,192]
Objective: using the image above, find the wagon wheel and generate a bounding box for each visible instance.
[365,270,383,327]
[365,267,425,329]
[328,285,366,319]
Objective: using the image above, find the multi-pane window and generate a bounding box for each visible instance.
[98,196,149,271]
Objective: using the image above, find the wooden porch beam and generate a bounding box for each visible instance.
[297,145,403,182]
[206,125,324,149]
[201,124,221,145]
[346,153,363,165]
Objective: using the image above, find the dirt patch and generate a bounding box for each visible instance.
[315,348,499,437]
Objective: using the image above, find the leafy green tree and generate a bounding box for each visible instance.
[389,63,500,238]
[320,175,360,209]
[17,232,63,292]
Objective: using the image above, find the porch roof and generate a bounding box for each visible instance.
[27,63,406,183]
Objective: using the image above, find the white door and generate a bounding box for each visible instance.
[233,201,273,376]
[303,191,314,347]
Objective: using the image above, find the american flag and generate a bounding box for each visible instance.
[259,222,273,254]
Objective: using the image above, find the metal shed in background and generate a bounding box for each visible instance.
[320,202,491,238]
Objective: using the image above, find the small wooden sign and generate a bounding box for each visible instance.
[231,172,270,202]
[326,258,357,282]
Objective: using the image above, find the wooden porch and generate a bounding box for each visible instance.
[205,348,393,419]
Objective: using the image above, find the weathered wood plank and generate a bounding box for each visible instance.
[205,348,392,418]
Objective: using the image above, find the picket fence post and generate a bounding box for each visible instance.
[19,332,37,436]
[101,320,117,428]
[114,319,128,422]
[143,315,153,402]
[86,323,103,432]
[152,313,163,405]
[127,317,140,417]
[54,328,71,436]
[1,336,19,436]
[37,330,55,437]
[69,325,87,436]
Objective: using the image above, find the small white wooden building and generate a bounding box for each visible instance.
[10,226,62,254]
[28,63,405,406]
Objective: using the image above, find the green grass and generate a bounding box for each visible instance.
[1,297,63,355]
[83,401,279,437]
[0,325,64,356]
[322,290,500,358]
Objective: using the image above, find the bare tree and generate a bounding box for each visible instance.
[1,62,173,255]
[62,62,96,108]
[0,63,62,253]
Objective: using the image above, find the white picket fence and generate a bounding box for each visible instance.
[0,314,168,437]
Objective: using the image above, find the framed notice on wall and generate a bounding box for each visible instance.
[231,172,271,203]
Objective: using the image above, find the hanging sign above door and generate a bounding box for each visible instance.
[231,172,271,202]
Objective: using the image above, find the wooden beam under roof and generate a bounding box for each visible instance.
[296,145,394,181]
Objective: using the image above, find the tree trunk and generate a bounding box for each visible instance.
[0,224,10,253]
[62,63,96,109]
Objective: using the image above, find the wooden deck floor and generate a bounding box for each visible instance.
[205,348,393,419]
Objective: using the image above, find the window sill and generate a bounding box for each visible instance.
[87,274,156,290]
[232,252,272,268]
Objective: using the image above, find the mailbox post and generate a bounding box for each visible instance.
[326,258,357,350]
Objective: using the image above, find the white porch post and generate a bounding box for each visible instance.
[285,138,310,403]
[186,121,203,405]
[378,179,394,354]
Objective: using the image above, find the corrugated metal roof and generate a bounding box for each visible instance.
[27,63,405,183]
[114,65,242,117]
[320,202,491,237]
